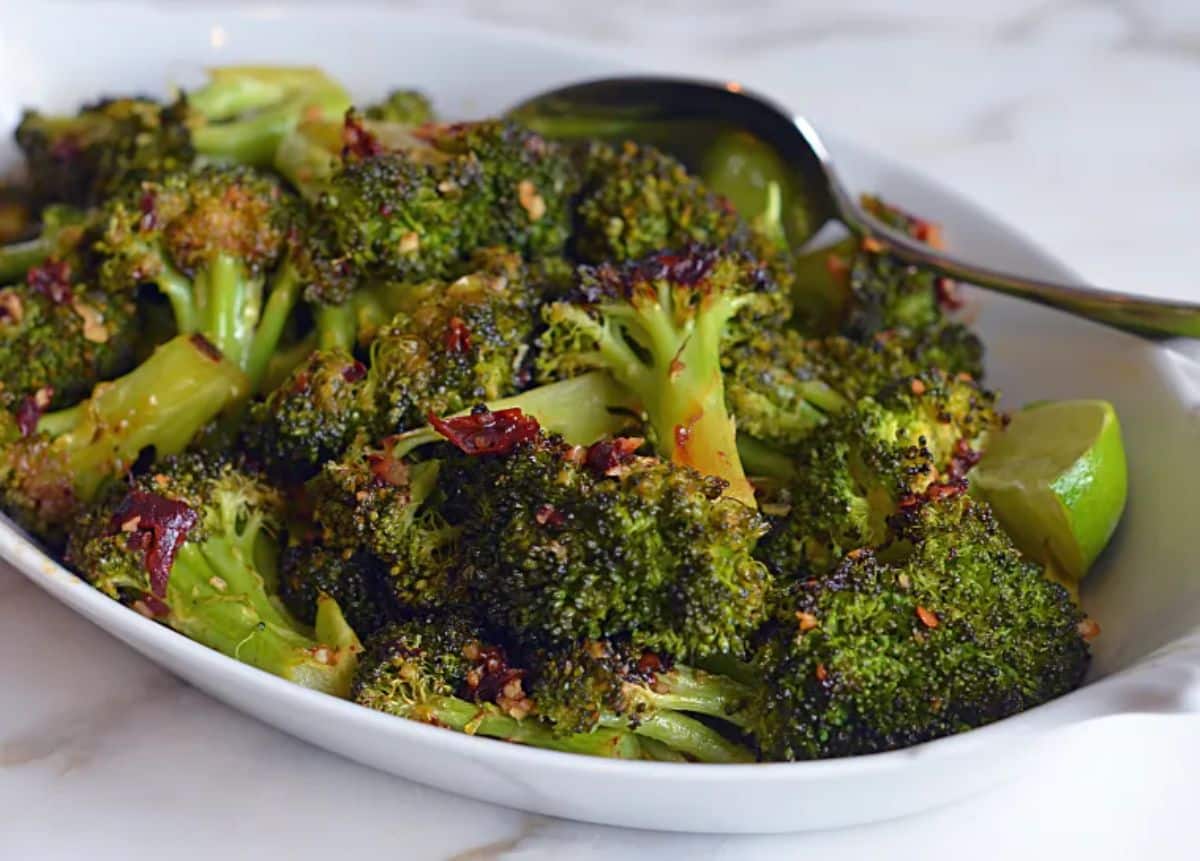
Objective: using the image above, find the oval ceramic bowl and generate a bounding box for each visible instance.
[4,2,1200,835]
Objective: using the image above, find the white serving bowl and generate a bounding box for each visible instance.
[3,2,1199,834]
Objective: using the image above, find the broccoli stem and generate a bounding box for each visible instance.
[197,253,263,372]
[736,434,799,481]
[637,737,689,762]
[599,710,754,763]
[152,259,199,333]
[0,236,50,282]
[246,262,303,391]
[40,334,249,501]
[315,302,357,352]
[391,371,639,458]
[160,530,360,697]
[633,665,754,729]
[408,697,644,759]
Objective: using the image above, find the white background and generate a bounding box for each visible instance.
[3,1,1200,858]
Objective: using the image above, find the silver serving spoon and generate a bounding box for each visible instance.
[510,76,1200,339]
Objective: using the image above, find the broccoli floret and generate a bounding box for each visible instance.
[14,68,352,208]
[0,260,138,411]
[754,372,1003,579]
[528,638,755,763]
[438,417,770,659]
[279,540,394,638]
[537,246,787,504]
[246,348,380,480]
[751,492,1091,760]
[308,438,463,611]
[364,89,435,125]
[353,614,645,759]
[310,117,577,289]
[15,97,194,208]
[95,165,303,389]
[0,334,248,541]
[369,248,536,429]
[65,453,362,696]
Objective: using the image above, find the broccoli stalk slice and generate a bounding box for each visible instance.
[245,262,303,391]
[403,697,644,759]
[34,334,248,502]
[390,371,639,458]
[549,287,756,506]
[188,67,352,166]
[628,664,754,729]
[314,301,358,353]
[598,710,753,764]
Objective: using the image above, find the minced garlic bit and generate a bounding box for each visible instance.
[73,299,111,343]
[517,180,546,221]
[398,232,420,254]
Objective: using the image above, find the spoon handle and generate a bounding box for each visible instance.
[840,202,1200,339]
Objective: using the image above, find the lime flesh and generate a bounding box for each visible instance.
[972,399,1127,582]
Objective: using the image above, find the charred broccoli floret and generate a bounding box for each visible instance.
[537,246,787,504]
[439,417,771,659]
[752,493,1091,760]
[528,638,755,763]
[279,540,393,638]
[754,372,1003,579]
[308,438,463,611]
[353,614,645,759]
[0,260,138,411]
[66,453,361,695]
[95,164,302,388]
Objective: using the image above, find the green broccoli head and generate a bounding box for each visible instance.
[279,540,394,639]
[15,97,195,208]
[752,492,1091,760]
[370,248,536,430]
[754,371,1003,579]
[95,165,302,385]
[0,260,138,411]
[247,348,380,479]
[308,437,463,611]
[65,452,361,696]
[363,89,435,125]
[439,417,771,659]
[537,246,788,504]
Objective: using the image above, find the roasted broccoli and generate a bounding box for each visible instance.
[279,540,394,639]
[364,89,435,125]
[353,614,645,759]
[439,416,771,659]
[66,453,362,695]
[16,67,352,207]
[752,492,1091,760]
[537,246,788,504]
[528,638,755,763]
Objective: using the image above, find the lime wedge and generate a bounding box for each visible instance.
[972,399,1127,582]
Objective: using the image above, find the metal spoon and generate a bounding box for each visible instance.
[509,76,1200,339]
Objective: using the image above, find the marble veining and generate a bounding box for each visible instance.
[4,1,1200,858]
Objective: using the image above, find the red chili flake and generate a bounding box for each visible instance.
[341,361,367,383]
[107,490,199,597]
[189,333,224,362]
[636,651,664,675]
[909,378,927,396]
[814,663,829,682]
[14,387,53,437]
[140,594,171,618]
[674,423,691,451]
[138,189,158,232]
[289,371,311,394]
[366,439,409,487]
[924,478,968,502]
[916,605,940,629]
[463,643,526,705]
[26,260,72,304]
[534,503,565,527]
[428,407,540,456]
[584,437,643,476]
[795,611,819,633]
[947,439,982,481]
[935,277,964,311]
[1077,618,1101,641]
[897,492,922,509]
[444,316,472,354]
[341,112,384,160]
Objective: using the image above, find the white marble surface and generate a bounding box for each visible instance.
[4,1,1200,858]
